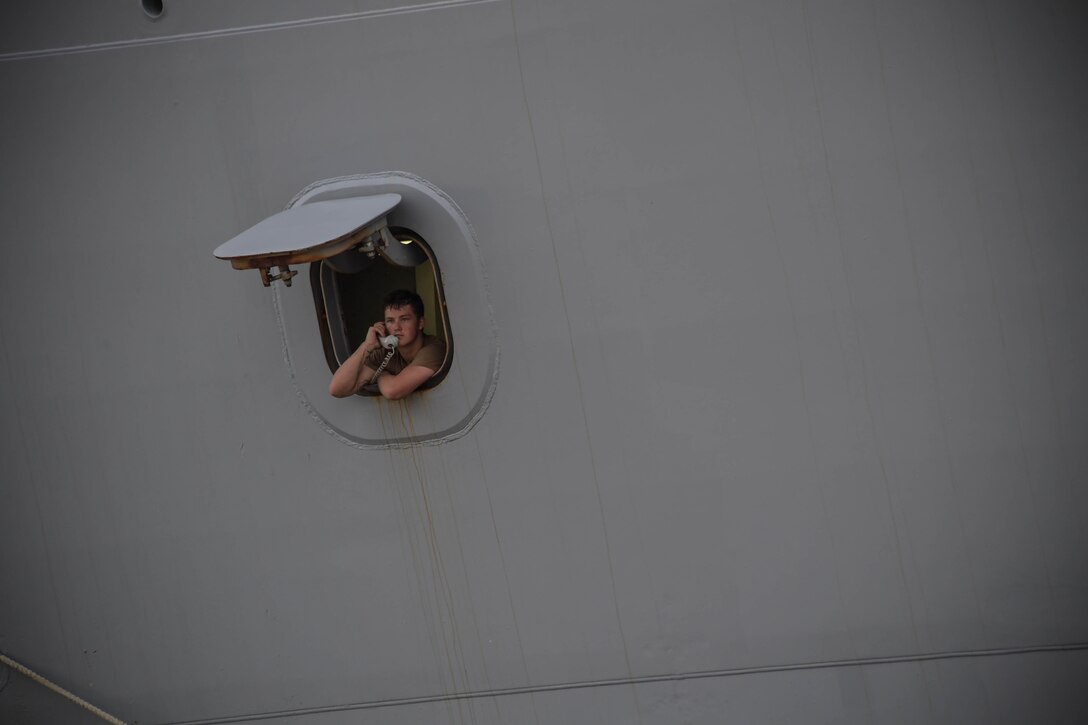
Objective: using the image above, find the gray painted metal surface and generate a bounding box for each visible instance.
[2,0,1087,723]
[213,194,400,260]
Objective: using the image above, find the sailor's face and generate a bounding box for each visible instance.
[384,305,424,346]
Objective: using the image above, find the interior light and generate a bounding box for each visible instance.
[400,238,414,245]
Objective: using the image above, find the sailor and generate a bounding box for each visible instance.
[328,289,446,400]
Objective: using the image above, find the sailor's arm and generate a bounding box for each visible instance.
[328,323,384,397]
[375,364,435,401]
[375,338,445,400]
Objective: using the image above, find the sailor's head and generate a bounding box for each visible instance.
[383,289,425,346]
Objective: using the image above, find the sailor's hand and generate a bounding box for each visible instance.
[363,322,387,347]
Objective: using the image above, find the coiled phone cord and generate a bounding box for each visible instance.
[370,347,396,384]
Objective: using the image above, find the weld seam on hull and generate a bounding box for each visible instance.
[164,641,1088,725]
[0,0,501,63]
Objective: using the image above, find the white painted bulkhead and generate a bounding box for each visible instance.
[1,1,1087,723]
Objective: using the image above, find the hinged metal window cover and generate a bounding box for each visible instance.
[213,193,402,271]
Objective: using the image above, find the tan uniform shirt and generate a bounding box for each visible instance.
[364,334,446,376]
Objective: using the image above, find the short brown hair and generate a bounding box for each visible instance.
[383,289,424,318]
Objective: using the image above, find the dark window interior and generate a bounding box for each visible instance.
[311,227,452,394]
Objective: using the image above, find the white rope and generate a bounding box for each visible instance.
[0,653,128,725]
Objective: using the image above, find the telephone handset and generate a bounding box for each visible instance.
[371,334,398,384]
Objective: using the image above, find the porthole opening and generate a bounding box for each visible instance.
[141,0,165,19]
[312,227,453,396]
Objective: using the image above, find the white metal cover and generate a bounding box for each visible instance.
[213,193,401,263]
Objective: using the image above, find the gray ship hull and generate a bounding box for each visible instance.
[2,1,1087,722]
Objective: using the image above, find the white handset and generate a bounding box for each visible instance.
[380,334,398,350]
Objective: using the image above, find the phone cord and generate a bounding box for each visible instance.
[370,349,396,385]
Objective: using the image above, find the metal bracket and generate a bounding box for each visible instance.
[357,233,380,259]
[259,265,298,287]
[358,225,397,259]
